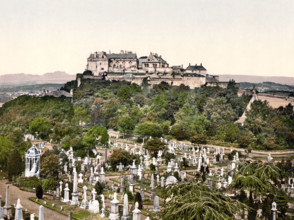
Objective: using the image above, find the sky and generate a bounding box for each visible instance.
[0,0,293,77]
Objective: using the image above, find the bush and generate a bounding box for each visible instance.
[149,164,156,171]
[190,134,207,144]
[95,181,105,195]
[42,178,57,191]
[134,192,143,209]
[16,176,41,189]
[36,185,43,199]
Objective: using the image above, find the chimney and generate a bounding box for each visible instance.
[189,63,191,66]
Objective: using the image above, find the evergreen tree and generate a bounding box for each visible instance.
[36,185,43,199]
[7,148,22,181]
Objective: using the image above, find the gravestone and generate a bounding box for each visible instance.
[153,196,160,212]
[165,176,178,186]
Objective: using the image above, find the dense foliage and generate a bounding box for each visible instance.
[161,182,247,220]
[0,78,293,163]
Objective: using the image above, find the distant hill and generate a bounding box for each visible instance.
[219,75,294,86]
[0,71,76,86]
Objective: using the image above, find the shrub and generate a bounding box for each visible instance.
[36,185,43,199]
[125,190,134,201]
[16,176,41,189]
[42,178,57,191]
[95,181,105,195]
[134,192,143,209]
[190,134,207,144]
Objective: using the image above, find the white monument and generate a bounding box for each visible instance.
[25,146,41,178]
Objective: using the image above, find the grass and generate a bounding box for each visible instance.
[29,197,106,220]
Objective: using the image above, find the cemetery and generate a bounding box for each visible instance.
[1,134,294,220]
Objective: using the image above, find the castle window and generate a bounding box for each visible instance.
[145,64,149,67]
[153,64,157,68]
[101,68,104,70]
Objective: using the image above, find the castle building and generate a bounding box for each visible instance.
[80,49,227,89]
[138,52,171,74]
[86,51,137,76]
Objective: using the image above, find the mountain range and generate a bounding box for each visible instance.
[0,71,76,86]
[218,75,294,86]
[1,72,294,86]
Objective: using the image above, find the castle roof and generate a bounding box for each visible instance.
[186,64,206,71]
[107,53,137,59]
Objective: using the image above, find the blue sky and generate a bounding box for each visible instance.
[0,0,293,76]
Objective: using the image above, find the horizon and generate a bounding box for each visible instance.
[0,0,293,77]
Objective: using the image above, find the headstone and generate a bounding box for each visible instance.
[165,176,178,186]
[272,201,277,220]
[78,173,83,183]
[68,212,72,220]
[80,186,89,209]
[140,189,144,201]
[153,196,160,212]
[121,194,130,220]
[88,189,99,214]
[161,177,165,188]
[38,205,44,220]
[30,213,35,220]
[0,206,3,220]
[3,186,11,218]
[71,171,79,205]
[14,198,23,220]
[132,202,141,220]
[108,192,119,220]
[100,167,105,183]
[63,183,70,203]
[120,177,125,194]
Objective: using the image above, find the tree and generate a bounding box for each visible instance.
[0,136,13,170]
[144,138,167,157]
[29,117,52,140]
[238,135,253,148]
[40,153,59,180]
[7,148,22,181]
[161,182,247,220]
[72,105,90,125]
[95,181,105,195]
[36,185,43,199]
[118,116,135,136]
[135,122,163,138]
[108,149,135,171]
[82,126,109,152]
[117,85,132,101]
[190,134,207,144]
[134,192,143,209]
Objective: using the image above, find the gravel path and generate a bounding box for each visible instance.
[0,180,68,220]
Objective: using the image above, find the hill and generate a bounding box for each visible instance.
[219,75,294,86]
[0,71,76,86]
